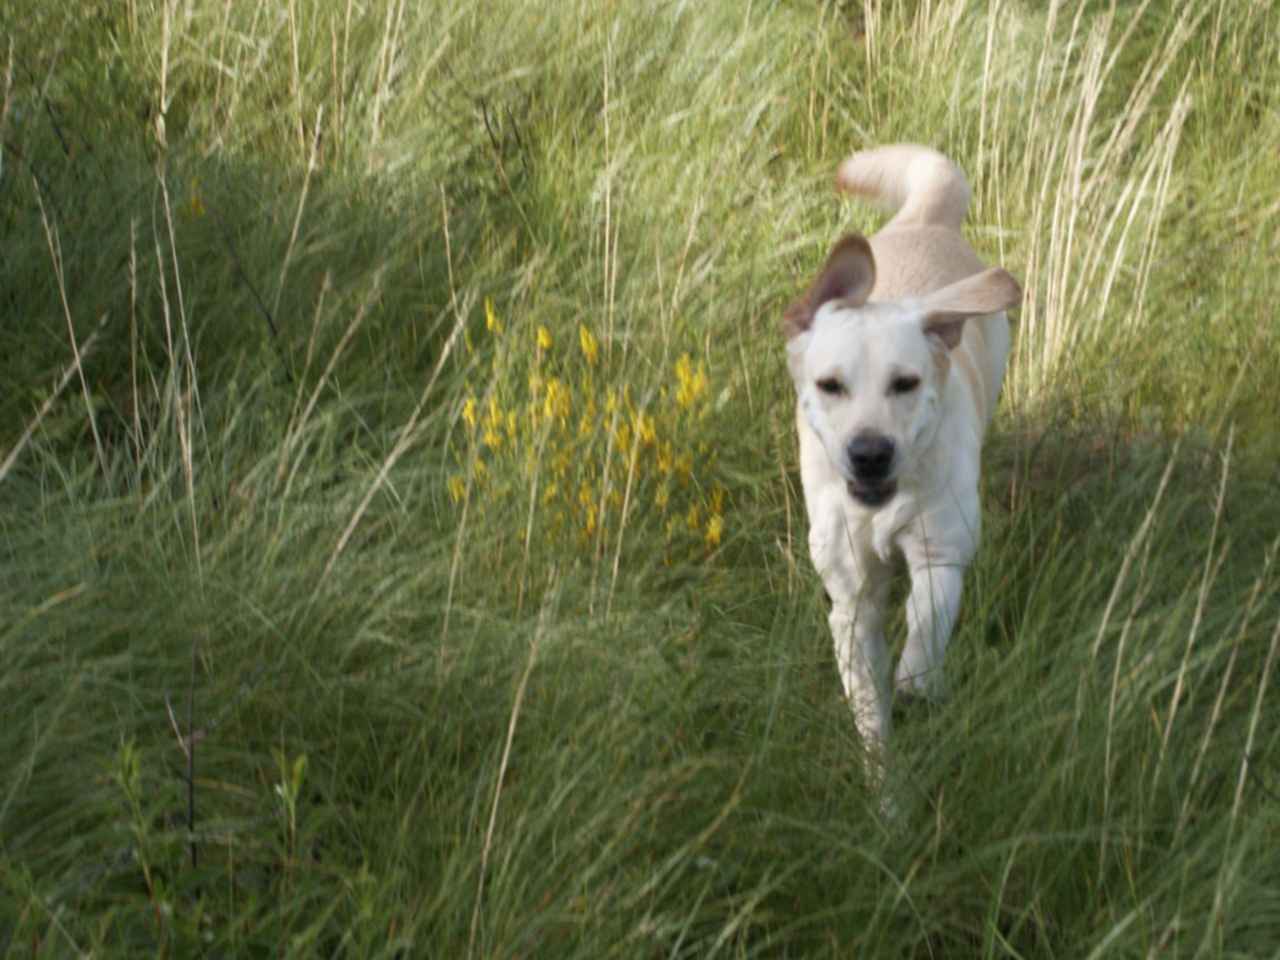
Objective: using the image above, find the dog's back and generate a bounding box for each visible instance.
[837,144,1010,425]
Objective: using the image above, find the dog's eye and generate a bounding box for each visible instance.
[889,375,921,395]
[816,377,845,396]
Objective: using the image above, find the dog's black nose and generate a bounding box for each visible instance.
[848,432,895,479]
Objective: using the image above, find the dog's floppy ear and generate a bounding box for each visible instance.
[919,267,1021,349]
[783,234,876,339]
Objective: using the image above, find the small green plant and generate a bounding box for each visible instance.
[274,748,308,866]
[110,738,175,934]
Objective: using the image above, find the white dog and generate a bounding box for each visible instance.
[785,144,1021,761]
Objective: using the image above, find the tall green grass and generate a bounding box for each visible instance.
[2,0,1279,955]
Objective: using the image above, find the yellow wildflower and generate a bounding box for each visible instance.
[483,397,504,449]
[614,420,632,454]
[675,354,708,410]
[526,375,544,428]
[537,325,553,351]
[675,452,693,482]
[686,503,701,533]
[544,378,571,423]
[634,412,656,447]
[579,324,599,365]
[484,297,503,334]
[709,485,726,513]
[462,396,478,431]
[447,475,467,503]
[656,442,674,475]
[552,447,573,480]
[655,485,670,509]
[578,395,598,438]
[578,482,597,535]
[705,513,724,547]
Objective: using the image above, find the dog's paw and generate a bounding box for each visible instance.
[894,663,949,702]
[891,689,937,725]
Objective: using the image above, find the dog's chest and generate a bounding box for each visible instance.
[806,478,914,573]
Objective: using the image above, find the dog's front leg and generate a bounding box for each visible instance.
[829,581,892,752]
[896,561,966,700]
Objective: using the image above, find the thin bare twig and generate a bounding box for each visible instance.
[1245,753,1280,805]
[34,180,109,480]
[0,316,109,484]
[468,582,555,958]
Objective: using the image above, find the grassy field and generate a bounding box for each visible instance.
[2,0,1279,955]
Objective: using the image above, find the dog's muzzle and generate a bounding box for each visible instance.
[846,432,897,508]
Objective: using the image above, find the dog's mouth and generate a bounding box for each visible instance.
[846,479,897,508]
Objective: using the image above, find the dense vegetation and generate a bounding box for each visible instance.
[2,0,1278,955]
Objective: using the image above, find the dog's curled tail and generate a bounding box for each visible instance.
[836,144,970,230]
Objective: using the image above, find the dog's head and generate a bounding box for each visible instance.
[784,235,1021,508]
